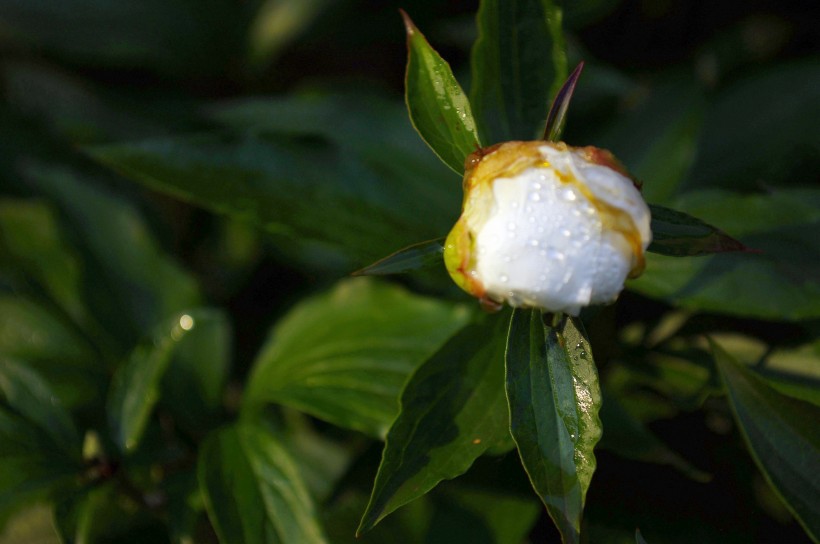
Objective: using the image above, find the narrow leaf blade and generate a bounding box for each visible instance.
[107,310,209,452]
[470,0,567,144]
[544,61,585,142]
[402,10,481,174]
[711,340,820,542]
[353,238,444,276]
[506,310,602,544]
[358,315,511,534]
[648,204,750,256]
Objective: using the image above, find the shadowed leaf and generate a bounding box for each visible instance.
[353,238,444,276]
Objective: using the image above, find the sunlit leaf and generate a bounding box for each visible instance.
[401,10,481,174]
[506,311,602,544]
[648,204,749,256]
[198,422,328,544]
[244,278,470,438]
[712,339,820,542]
[353,238,444,276]
[470,0,567,143]
[358,315,511,534]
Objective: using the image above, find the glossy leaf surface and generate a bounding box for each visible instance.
[358,316,510,533]
[402,11,480,174]
[198,422,328,544]
[470,0,566,143]
[712,340,820,542]
[506,311,602,543]
[245,278,470,438]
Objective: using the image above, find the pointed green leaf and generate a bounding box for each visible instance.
[506,310,602,544]
[245,278,470,438]
[107,309,210,452]
[0,356,80,457]
[198,422,328,544]
[711,339,820,543]
[631,188,820,320]
[402,10,481,174]
[470,0,567,143]
[353,238,444,276]
[358,315,511,534]
[648,204,749,256]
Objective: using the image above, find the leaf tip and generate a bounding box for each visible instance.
[399,8,415,36]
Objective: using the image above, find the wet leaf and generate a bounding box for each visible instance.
[470,0,567,143]
[401,10,481,174]
[245,278,470,438]
[712,339,820,542]
[353,238,444,276]
[506,311,602,544]
[198,422,328,544]
[358,316,510,534]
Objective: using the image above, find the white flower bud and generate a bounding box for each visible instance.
[444,141,652,316]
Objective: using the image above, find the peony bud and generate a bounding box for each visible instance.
[444,141,652,316]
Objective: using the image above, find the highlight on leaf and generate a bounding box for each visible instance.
[544,61,585,143]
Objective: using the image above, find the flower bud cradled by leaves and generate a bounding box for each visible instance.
[444,141,652,316]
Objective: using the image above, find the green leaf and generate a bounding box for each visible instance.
[0,356,80,457]
[198,422,328,544]
[506,311,602,544]
[0,407,81,519]
[470,0,567,143]
[89,128,456,266]
[0,295,102,409]
[244,278,470,438]
[353,238,444,276]
[0,199,88,327]
[631,188,820,320]
[647,204,748,257]
[401,10,481,174]
[161,309,231,433]
[107,310,208,452]
[636,528,649,544]
[711,339,820,543]
[358,315,511,534]
[25,166,200,347]
[689,59,820,191]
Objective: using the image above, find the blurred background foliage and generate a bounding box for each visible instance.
[0,0,818,542]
